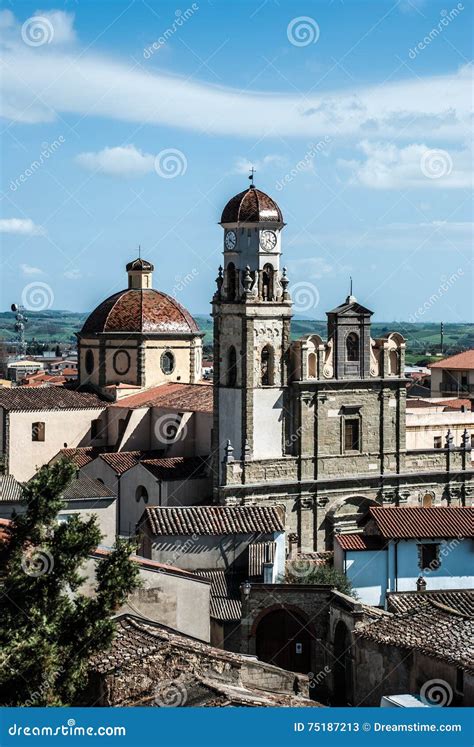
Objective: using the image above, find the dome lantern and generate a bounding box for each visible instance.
[126,256,154,289]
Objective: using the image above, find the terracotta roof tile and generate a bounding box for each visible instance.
[335,533,387,551]
[356,605,474,673]
[141,456,209,481]
[221,187,283,223]
[111,383,213,413]
[91,548,207,580]
[194,570,242,621]
[369,506,473,539]
[0,475,23,503]
[0,517,12,546]
[386,590,474,617]
[80,289,200,335]
[55,447,98,468]
[142,505,285,536]
[0,386,105,412]
[62,474,116,500]
[429,350,474,369]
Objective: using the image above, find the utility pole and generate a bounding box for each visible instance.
[440,322,444,356]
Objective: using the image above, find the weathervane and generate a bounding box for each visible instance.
[248,166,256,187]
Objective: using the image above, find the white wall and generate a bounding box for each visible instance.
[253,388,284,459]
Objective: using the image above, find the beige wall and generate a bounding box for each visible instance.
[59,498,117,546]
[143,337,202,388]
[406,409,474,452]
[431,367,474,397]
[6,407,106,481]
[80,556,211,642]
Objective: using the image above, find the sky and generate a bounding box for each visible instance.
[0,0,472,323]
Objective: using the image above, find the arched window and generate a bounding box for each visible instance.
[261,345,274,386]
[85,349,94,376]
[135,485,149,503]
[227,345,237,387]
[227,262,236,301]
[160,350,175,374]
[389,350,398,376]
[422,493,433,508]
[308,352,317,378]
[261,263,274,301]
[346,333,359,362]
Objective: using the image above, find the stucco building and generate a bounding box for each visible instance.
[211,182,473,551]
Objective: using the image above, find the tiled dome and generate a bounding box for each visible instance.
[81,289,200,335]
[221,186,283,224]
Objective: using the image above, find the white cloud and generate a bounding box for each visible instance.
[233,155,287,175]
[63,268,82,280]
[0,218,45,235]
[36,10,76,44]
[338,141,472,189]
[20,263,44,275]
[76,145,155,177]
[0,14,471,141]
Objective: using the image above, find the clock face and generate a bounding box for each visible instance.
[260,230,277,252]
[225,230,237,251]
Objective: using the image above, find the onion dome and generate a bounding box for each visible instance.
[80,289,199,335]
[221,186,283,224]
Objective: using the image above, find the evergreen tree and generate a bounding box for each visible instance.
[282,563,356,598]
[0,460,139,706]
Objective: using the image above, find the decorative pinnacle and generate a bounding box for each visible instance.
[248,166,256,188]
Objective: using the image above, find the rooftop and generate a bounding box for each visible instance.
[367,506,473,540]
[356,601,474,673]
[386,590,474,617]
[80,288,200,336]
[62,474,116,501]
[429,350,474,370]
[0,475,23,503]
[0,386,105,412]
[142,504,285,536]
[194,569,242,622]
[220,186,283,224]
[110,382,213,413]
[335,533,387,551]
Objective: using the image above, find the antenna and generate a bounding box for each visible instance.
[138,244,141,259]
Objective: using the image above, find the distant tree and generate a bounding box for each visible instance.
[0,460,139,706]
[282,563,356,598]
[55,344,61,358]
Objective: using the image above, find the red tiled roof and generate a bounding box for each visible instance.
[194,570,242,621]
[56,447,98,468]
[335,533,386,551]
[356,606,474,672]
[369,507,473,539]
[0,517,13,545]
[80,288,200,335]
[387,590,474,617]
[221,187,283,223]
[142,505,285,536]
[429,350,474,369]
[99,451,142,474]
[141,456,209,481]
[111,382,213,413]
[0,386,105,412]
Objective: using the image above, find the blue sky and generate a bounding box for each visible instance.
[1,0,472,322]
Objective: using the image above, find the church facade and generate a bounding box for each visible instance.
[212,184,472,550]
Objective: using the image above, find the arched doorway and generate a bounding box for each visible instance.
[256,609,311,673]
[333,621,353,705]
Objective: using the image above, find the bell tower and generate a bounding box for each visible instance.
[212,177,292,485]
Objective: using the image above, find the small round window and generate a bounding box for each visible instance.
[85,349,94,375]
[161,350,175,375]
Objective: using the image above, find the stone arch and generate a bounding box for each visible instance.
[325,495,379,547]
[260,344,274,386]
[226,262,237,300]
[251,604,316,674]
[261,263,274,301]
[346,332,359,362]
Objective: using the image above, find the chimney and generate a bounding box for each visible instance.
[416,575,427,592]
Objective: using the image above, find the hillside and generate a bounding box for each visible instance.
[1,310,473,365]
